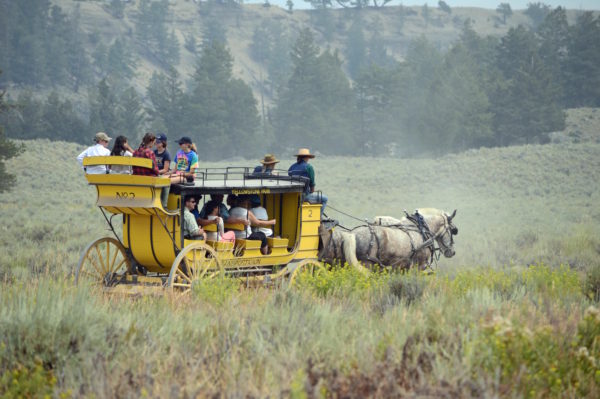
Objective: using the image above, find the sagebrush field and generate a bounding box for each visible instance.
[1,139,600,397]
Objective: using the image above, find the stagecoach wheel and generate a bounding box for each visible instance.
[286,259,326,287]
[166,242,223,293]
[75,237,131,286]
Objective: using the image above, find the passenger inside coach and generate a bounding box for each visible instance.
[183,196,205,240]
[229,195,276,255]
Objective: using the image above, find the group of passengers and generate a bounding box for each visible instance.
[77,132,328,253]
[77,131,198,182]
[183,193,276,254]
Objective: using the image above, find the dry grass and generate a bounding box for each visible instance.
[1,139,600,396]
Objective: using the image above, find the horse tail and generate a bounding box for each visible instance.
[340,231,369,275]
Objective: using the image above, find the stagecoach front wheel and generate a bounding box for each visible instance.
[75,237,131,286]
[166,242,223,293]
[286,259,326,287]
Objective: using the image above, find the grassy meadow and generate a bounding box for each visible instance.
[1,139,600,397]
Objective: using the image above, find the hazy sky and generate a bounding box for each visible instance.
[257,0,599,10]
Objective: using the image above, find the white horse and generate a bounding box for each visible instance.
[318,209,458,271]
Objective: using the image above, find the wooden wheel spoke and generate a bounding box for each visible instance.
[168,243,221,292]
[108,245,119,272]
[106,242,110,270]
[111,257,127,274]
[94,245,107,272]
[176,267,192,283]
[76,238,131,287]
[86,253,105,277]
[172,282,191,288]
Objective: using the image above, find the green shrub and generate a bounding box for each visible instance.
[191,276,240,306]
[293,263,390,299]
[468,306,600,398]
[388,272,428,305]
[0,361,57,398]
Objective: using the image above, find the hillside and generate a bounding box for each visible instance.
[49,1,580,102]
[1,139,598,276]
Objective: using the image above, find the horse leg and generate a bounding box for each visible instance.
[340,231,369,275]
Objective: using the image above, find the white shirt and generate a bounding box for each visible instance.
[206,215,224,241]
[109,150,133,174]
[251,206,273,237]
[77,144,111,174]
[228,207,251,238]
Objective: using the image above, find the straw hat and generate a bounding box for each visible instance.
[260,154,280,165]
[295,148,315,158]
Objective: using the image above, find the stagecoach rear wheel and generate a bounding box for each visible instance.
[75,237,131,286]
[166,242,223,293]
[286,259,326,287]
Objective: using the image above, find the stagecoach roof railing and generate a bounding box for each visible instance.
[178,167,310,192]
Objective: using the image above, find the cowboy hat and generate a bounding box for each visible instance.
[295,148,315,158]
[260,154,280,165]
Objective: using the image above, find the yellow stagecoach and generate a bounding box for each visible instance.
[76,156,324,294]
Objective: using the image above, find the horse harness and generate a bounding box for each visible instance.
[366,211,438,268]
[319,212,444,269]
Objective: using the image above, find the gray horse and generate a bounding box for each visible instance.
[318,208,458,271]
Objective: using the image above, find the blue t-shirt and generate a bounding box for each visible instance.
[154,149,171,171]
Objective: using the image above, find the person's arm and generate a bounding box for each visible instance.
[197,217,218,226]
[306,163,316,192]
[77,148,87,168]
[148,150,159,176]
[248,211,275,227]
[159,159,171,175]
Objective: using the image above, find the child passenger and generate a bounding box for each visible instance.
[109,136,134,174]
[170,136,198,183]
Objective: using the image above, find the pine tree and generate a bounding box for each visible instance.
[493,26,564,145]
[0,81,19,193]
[563,12,600,107]
[146,67,186,135]
[186,42,259,158]
[89,78,120,137]
[273,28,358,154]
[117,87,146,142]
[345,17,367,79]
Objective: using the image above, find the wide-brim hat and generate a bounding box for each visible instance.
[295,148,315,158]
[94,132,112,142]
[176,136,192,145]
[260,154,280,165]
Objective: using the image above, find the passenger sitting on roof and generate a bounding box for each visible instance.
[197,194,249,228]
[77,132,112,174]
[133,133,170,209]
[229,195,276,255]
[203,201,236,243]
[132,133,159,176]
[249,195,274,238]
[253,154,279,176]
[169,136,198,184]
[288,148,328,219]
[109,135,133,174]
[183,196,205,240]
